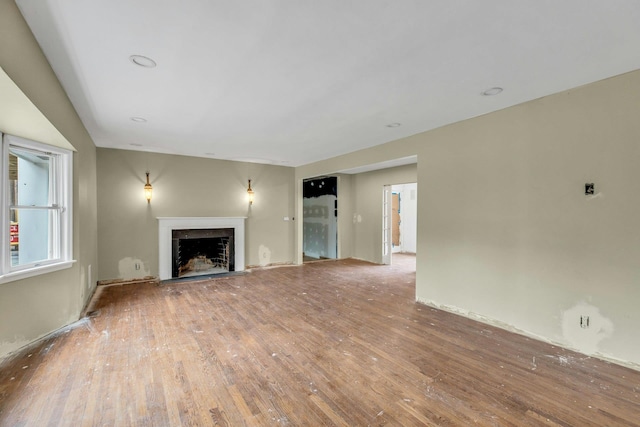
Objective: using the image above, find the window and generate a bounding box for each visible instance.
[1,133,73,283]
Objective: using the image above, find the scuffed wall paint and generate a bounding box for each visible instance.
[258,244,272,266]
[0,336,29,361]
[414,72,640,367]
[561,302,614,355]
[417,298,639,371]
[118,257,150,279]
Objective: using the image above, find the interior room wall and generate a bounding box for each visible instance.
[335,174,354,259]
[96,148,295,281]
[0,0,99,360]
[295,70,640,368]
[417,71,640,367]
[350,165,418,264]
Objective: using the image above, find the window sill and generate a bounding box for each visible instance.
[0,260,76,284]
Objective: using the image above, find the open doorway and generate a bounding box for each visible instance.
[383,183,417,266]
[302,176,338,262]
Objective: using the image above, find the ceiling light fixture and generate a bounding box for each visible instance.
[482,87,503,96]
[130,117,147,123]
[130,143,143,147]
[386,122,401,128]
[129,55,157,68]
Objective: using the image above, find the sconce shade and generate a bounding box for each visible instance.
[144,172,153,203]
[247,179,255,205]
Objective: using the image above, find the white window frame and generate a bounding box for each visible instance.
[0,133,74,283]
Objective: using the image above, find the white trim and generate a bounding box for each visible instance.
[381,185,392,265]
[0,259,75,284]
[0,133,73,281]
[1,133,7,275]
[157,217,246,281]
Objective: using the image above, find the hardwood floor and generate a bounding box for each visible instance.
[1,256,638,426]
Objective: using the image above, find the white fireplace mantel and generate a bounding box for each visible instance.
[157,217,246,280]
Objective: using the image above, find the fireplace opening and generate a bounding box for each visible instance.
[172,228,235,278]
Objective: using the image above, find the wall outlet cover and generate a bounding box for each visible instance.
[585,183,595,195]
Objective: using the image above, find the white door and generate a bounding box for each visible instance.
[382,185,392,265]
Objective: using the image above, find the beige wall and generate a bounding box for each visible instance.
[296,70,640,368]
[96,148,295,280]
[335,174,354,259]
[349,165,417,263]
[0,0,98,359]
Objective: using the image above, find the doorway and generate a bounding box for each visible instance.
[302,176,338,262]
[392,193,401,248]
[382,183,417,265]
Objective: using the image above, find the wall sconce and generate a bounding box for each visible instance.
[144,172,153,203]
[247,179,255,205]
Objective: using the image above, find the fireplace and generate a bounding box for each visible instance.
[172,228,234,278]
[158,217,245,281]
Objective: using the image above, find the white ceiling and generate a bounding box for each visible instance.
[15,1,640,167]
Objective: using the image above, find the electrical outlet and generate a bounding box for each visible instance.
[585,183,595,195]
[580,315,590,329]
[135,262,140,270]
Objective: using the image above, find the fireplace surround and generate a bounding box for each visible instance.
[158,217,245,280]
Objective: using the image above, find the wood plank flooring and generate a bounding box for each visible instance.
[1,256,639,426]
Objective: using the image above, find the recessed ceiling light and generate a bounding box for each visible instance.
[129,55,157,68]
[482,87,503,96]
[130,143,143,147]
[386,122,401,128]
[130,117,147,123]
[204,152,216,156]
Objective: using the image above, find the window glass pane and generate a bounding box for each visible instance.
[9,147,51,207]
[9,208,57,267]
[2,135,72,280]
